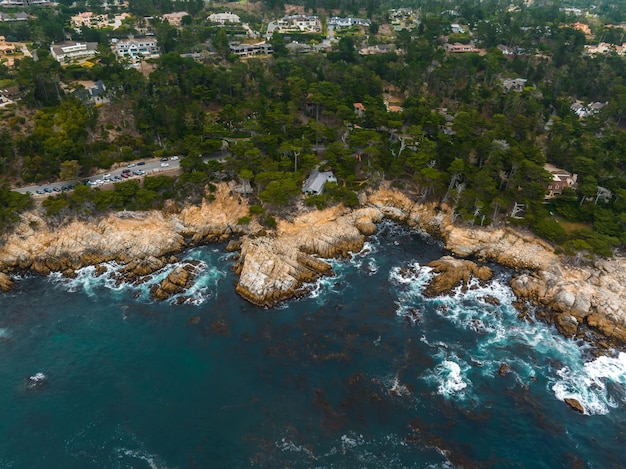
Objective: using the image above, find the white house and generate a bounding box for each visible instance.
[302,170,337,195]
[208,12,240,25]
[50,41,98,62]
[327,17,370,28]
[111,36,159,61]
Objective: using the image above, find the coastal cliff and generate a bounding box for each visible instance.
[0,184,250,280]
[1,185,624,345]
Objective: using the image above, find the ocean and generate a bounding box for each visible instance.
[1,221,625,468]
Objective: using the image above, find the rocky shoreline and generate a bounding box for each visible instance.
[1,184,624,348]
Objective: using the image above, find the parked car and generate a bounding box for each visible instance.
[170,156,179,161]
[161,162,169,167]
[122,169,131,174]
[43,187,52,193]
[137,161,146,166]
[103,173,111,179]
[160,157,168,162]
[36,190,44,195]
[127,163,136,168]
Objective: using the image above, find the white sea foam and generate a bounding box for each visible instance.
[48,255,227,305]
[551,352,626,415]
[116,448,163,469]
[0,327,11,339]
[275,438,317,459]
[424,356,471,400]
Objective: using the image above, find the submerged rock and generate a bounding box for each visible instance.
[26,372,48,390]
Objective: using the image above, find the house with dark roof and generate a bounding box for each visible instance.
[302,170,337,195]
[544,163,577,199]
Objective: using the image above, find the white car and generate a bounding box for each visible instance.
[161,162,169,167]
[169,156,179,161]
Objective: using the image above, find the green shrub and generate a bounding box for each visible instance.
[237,216,251,225]
[262,215,277,229]
[249,204,264,215]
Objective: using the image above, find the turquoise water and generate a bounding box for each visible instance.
[1,223,626,468]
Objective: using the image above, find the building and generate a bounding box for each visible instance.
[275,15,321,33]
[327,16,370,28]
[50,41,98,62]
[501,78,528,92]
[584,42,626,56]
[570,100,607,118]
[359,44,394,55]
[450,23,466,33]
[208,12,240,25]
[444,42,477,53]
[229,42,272,57]
[544,164,577,199]
[0,11,28,21]
[302,170,337,195]
[353,102,366,116]
[111,36,159,61]
[71,12,130,30]
[0,0,54,6]
[72,79,108,105]
[161,11,189,27]
[0,36,16,55]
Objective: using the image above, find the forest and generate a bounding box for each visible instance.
[0,0,624,258]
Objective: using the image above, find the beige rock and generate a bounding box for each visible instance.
[0,272,13,292]
[424,256,493,297]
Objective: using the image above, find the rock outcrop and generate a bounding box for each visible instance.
[234,205,381,306]
[424,256,493,297]
[0,272,13,292]
[151,260,203,301]
[0,184,249,293]
[1,184,625,347]
[510,259,626,341]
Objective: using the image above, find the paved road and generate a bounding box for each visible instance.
[13,152,231,199]
[14,157,182,198]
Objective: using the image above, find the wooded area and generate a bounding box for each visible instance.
[0,0,624,257]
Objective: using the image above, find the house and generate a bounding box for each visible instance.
[359,44,394,55]
[545,164,577,199]
[111,36,159,61]
[353,102,366,116]
[229,42,272,57]
[0,36,16,55]
[50,41,98,62]
[0,0,54,6]
[0,86,20,105]
[208,12,241,25]
[450,23,465,34]
[0,11,28,21]
[275,15,321,33]
[161,12,189,27]
[71,12,130,30]
[570,100,607,118]
[327,16,370,28]
[302,170,337,195]
[285,41,312,54]
[73,79,108,105]
[444,42,477,53]
[501,78,528,92]
[584,42,626,56]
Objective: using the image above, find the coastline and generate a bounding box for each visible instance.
[1,184,624,347]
